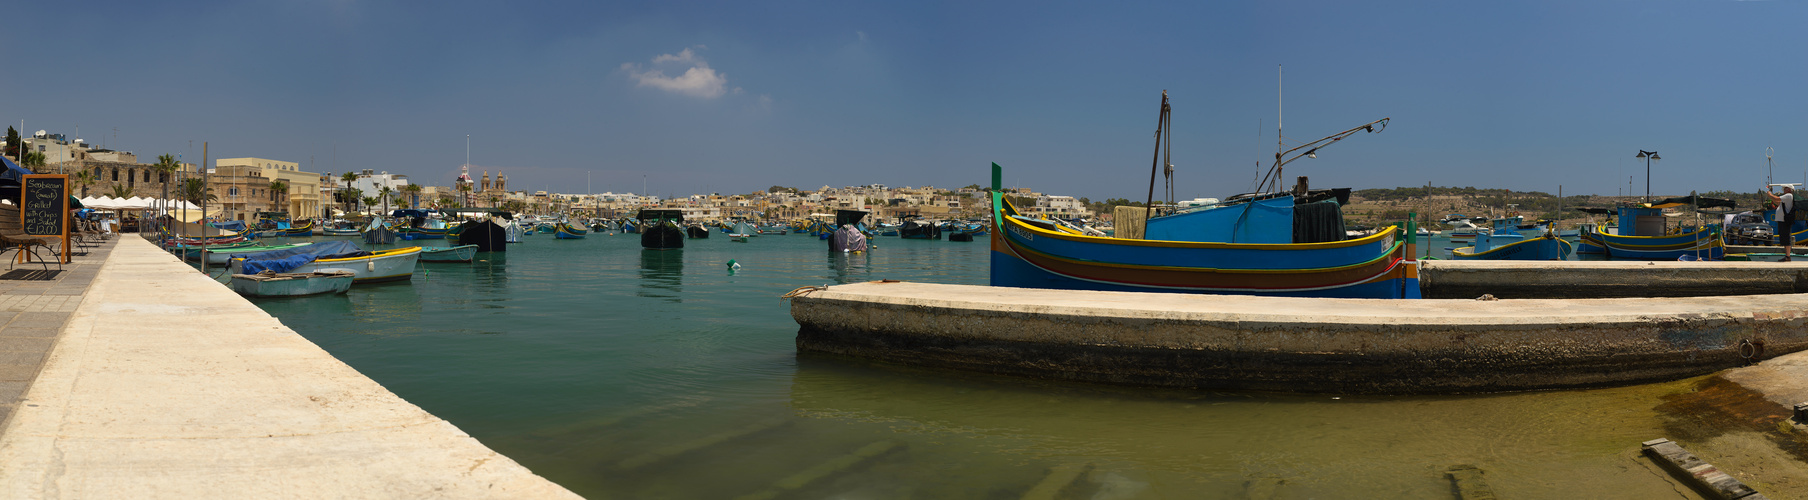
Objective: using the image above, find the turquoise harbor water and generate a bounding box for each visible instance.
[243,232,1736,499]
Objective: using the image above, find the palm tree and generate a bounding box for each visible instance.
[269,181,288,215]
[343,188,364,214]
[457,183,473,207]
[488,194,499,208]
[108,184,133,199]
[377,185,393,216]
[361,197,379,214]
[340,172,359,213]
[153,154,179,223]
[73,170,96,197]
[179,177,217,213]
[404,184,423,209]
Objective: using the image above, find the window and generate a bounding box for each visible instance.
[112,168,119,181]
[143,170,150,182]
[229,187,238,196]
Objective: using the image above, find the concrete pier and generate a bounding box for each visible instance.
[0,237,579,499]
[790,281,1808,394]
[1420,260,1808,299]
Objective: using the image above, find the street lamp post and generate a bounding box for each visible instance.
[1636,150,1660,202]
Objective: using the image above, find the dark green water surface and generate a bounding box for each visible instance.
[247,232,1725,499]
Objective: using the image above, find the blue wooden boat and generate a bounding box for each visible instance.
[1578,201,1725,260]
[1452,217,1571,260]
[988,163,1419,298]
[282,219,314,237]
[554,222,589,239]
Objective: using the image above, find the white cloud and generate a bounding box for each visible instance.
[623,48,729,99]
[856,31,867,42]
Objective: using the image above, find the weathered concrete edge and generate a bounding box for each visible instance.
[1421,260,1808,299]
[791,282,1808,394]
[0,237,581,499]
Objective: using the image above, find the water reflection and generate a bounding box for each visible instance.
[826,251,870,283]
[779,354,1703,499]
[639,249,683,302]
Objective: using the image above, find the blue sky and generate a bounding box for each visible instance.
[4,1,1805,201]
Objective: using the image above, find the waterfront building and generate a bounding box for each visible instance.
[216,157,324,219]
[209,164,276,220]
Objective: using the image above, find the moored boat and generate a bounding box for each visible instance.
[637,209,685,249]
[554,222,589,239]
[1452,217,1572,260]
[230,244,422,284]
[1578,196,1728,260]
[229,271,356,298]
[420,244,479,262]
[729,221,756,242]
[990,167,1417,297]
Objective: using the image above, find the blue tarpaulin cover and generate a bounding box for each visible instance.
[241,255,317,274]
[211,220,247,231]
[233,240,370,263]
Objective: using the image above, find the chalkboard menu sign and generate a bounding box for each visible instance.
[21,175,68,238]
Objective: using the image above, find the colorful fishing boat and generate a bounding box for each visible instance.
[554,222,589,239]
[1578,197,1729,260]
[420,244,479,262]
[1451,217,1572,260]
[989,163,1417,297]
[229,243,422,284]
[281,219,315,237]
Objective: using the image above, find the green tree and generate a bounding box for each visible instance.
[377,185,393,215]
[404,184,423,209]
[21,151,46,167]
[153,154,181,222]
[2,127,20,160]
[361,197,379,212]
[180,178,217,209]
[268,181,288,213]
[108,184,133,199]
[73,170,96,197]
[340,172,359,213]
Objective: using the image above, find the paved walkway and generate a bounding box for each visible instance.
[0,236,579,499]
[0,237,115,430]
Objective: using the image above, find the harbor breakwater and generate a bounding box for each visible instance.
[791,281,1808,394]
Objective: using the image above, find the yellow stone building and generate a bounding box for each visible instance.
[215,158,324,219]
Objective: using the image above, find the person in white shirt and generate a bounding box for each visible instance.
[1765,186,1795,261]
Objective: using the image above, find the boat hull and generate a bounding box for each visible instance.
[1579,225,1724,260]
[420,244,479,262]
[229,246,422,284]
[229,271,355,297]
[986,165,1417,299]
[1452,234,1572,260]
[554,223,588,239]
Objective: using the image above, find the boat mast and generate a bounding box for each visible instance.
[1276,65,1283,194]
[1143,90,1170,225]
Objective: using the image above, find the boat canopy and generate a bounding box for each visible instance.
[637,209,685,222]
[1645,195,1735,210]
[231,240,369,263]
[391,209,432,218]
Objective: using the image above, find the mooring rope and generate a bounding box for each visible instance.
[780,285,828,301]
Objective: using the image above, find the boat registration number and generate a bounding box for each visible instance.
[1010,225,1034,241]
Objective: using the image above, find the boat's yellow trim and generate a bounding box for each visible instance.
[1451,235,1557,258]
[314,246,421,263]
[1008,236,1404,274]
[997,197,1396,250]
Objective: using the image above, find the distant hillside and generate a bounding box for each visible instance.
[1343,187,1767,228]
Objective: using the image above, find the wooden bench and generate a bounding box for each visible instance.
[0,204,63,270]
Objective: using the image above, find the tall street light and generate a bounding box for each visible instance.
[1636,150,1660,202]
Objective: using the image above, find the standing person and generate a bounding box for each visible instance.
[1765,185,1796,261]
